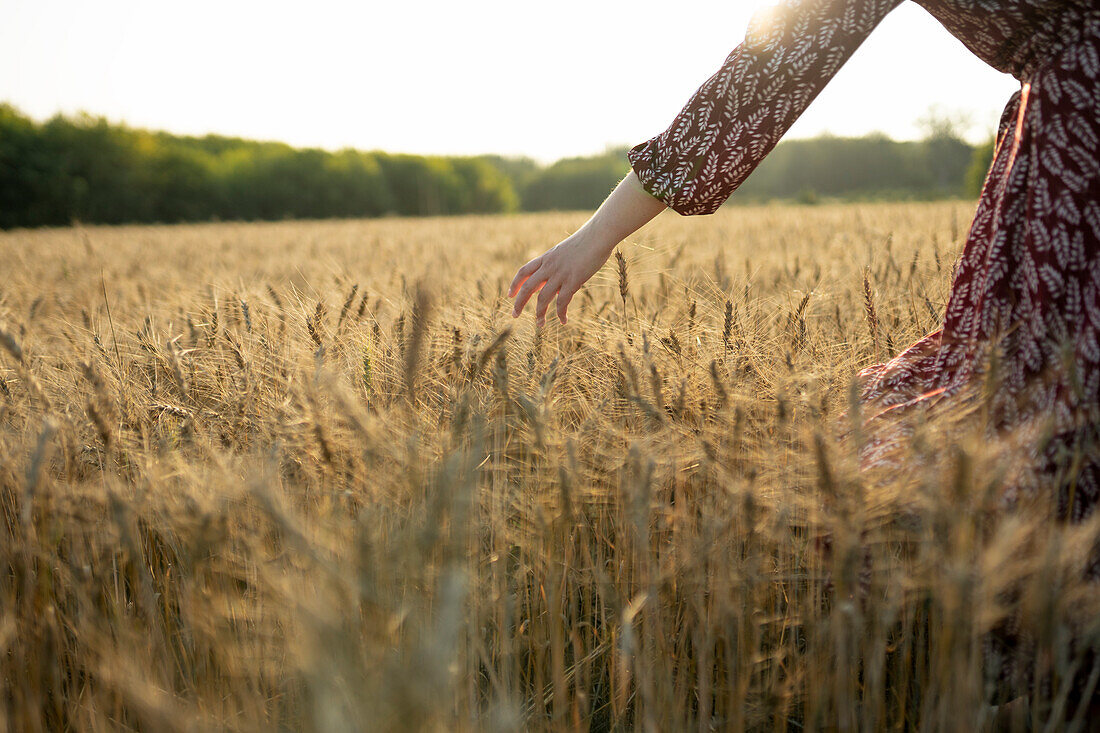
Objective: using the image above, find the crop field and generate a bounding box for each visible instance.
[1,203,1098,731]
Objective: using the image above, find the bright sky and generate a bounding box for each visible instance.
[2,0,1021,162]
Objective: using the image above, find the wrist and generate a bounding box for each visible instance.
[575,220,622,257]
[582,173,665,251]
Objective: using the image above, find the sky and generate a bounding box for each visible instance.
[2,0,1022,162]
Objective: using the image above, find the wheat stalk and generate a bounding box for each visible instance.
[403,287,432,406]
[862,267,879,356]
[615,248,629,317]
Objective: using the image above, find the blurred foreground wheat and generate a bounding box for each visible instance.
[1,204,1098,731]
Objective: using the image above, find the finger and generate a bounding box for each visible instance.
[535,278,561,326]
[556,285,578,325]
[508,258,542,297]
[512,272,547,316]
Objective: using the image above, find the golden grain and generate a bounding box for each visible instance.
[0,204,1094,732]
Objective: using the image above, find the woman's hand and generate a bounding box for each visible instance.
[507,172,667,326]
[508,231,614,326]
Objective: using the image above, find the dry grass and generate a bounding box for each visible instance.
[1,203,1098,731]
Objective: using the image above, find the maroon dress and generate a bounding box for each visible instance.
[630,0,1100,535]
[629,0,1100,697]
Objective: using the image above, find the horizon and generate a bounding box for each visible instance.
[0,98,993,166]
[3,1,1020,163]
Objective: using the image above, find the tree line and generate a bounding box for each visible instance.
[0,103,993,229]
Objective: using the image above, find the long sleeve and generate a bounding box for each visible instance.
[628,0,902,215]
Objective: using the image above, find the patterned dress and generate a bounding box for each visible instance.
[628,0,1100,699]
[629,0,1100,543]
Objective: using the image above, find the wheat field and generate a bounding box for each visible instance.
[1,203,1098,731]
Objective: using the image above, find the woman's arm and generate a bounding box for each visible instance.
[628,0,902,215]
[511,0,901,325]
[509,171,666,326]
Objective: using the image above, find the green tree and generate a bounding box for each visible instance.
[966,138,996,198]
[521,149,629,211]
[0,104,69,227]
[451,157,518,214]
[40,112,147,224]
[375,154,468,216]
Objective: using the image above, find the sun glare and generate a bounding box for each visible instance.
[744,0,790,40]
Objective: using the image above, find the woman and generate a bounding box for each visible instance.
[510,0,1099,530]
[509,0,1099,703]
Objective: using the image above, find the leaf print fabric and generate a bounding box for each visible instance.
[628,0,902,216]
